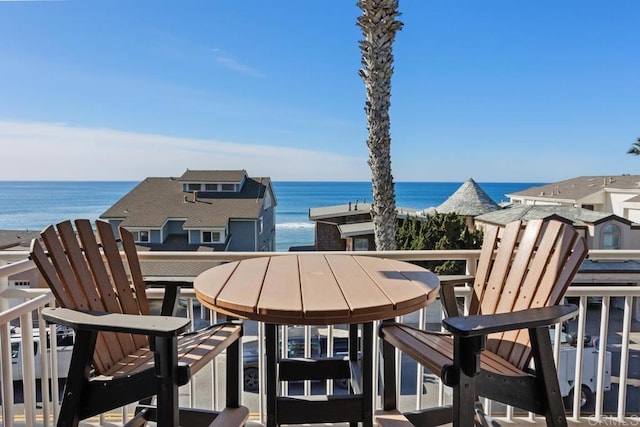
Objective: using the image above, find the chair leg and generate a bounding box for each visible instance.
[226,328,241,408]
[153,335,179,427]
[379,320,398,411]
[57,329,98,427]
[530,327,569,427]
[453,335,484,427]
[265,323,278,427]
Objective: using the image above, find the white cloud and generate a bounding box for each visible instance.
[0,120,369,181]
[214,53,265,78]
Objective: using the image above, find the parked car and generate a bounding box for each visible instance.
[11,326,74,381]
[243,326,350,392]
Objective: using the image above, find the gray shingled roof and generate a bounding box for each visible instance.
[101,173,272,228]
[308,202,423,221]
[474,204,623,226]
[436,178,499,216]
[309,203,372,220]
[507,175,640,202]
[0,230,41,250]
[179,169,247,182]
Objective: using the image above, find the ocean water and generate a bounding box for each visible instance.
[0,181,541,251]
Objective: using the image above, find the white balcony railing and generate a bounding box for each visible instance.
[1,250,639,426]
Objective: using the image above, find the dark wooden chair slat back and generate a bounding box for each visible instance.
[82,220,149,353]
[31,219,151,374]
[468,219,587,369]
[95,221,149,319]
[55,220,124,371]
[74,220,143,361]
[117,224,150,316]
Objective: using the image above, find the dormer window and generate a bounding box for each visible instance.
[601,223,621,249]
[184,182,238,193]
[202,230,222,243]
[132,230,150,243]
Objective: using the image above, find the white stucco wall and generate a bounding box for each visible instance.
[607,193,636,217]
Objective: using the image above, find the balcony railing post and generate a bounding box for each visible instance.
[0,322,14,427]
[594,296,611,420]
[617,295,633,421]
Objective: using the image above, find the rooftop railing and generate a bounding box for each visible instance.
[1,249,639,426]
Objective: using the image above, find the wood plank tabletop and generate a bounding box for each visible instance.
[194,254,440,325]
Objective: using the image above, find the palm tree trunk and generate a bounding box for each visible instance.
[357,0,403,250]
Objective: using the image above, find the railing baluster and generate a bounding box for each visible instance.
[594,295,611,420]
[0,322,14,427]
[617,295,633,421]
[37,308,51,427]
[572,296,588,420]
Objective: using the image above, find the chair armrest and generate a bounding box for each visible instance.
[42,307,191,337]
[437,275,475,318]
[442,304,577,337]
[437,274,474,286]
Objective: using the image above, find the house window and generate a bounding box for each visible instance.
[187,183,201,191]
[582,204,594,211]
[202,231,221,243]
[354,238,369,251]
[205,183,218,191]
[602,223,621,249]
[221,183,235,191]
[133,230,150,243]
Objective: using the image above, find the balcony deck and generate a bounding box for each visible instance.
[2,249,639,426]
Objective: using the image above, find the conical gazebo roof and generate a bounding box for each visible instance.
[436,178,499,216]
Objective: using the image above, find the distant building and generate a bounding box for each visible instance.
[309,202,374,251]
[307,179,502,251]
[475,205,640,250]
[435,178,500,217]
[0,230,41,289]
[308,201,428,251]
[432,178,500,228]
[507,175,640,222]
[101,169,276,253]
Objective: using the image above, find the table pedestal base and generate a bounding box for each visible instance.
[265,323,374,427]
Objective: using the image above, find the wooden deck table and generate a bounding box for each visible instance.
[194,254,440,427]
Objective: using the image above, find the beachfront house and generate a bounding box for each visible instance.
[309,202,434,251]
[503,175,640,250]
[100,169,276,252]
[507,175,640,222]
[475,205,640,250]
[0,230,42,302]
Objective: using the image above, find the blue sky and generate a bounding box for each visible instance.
[1,1,639,182]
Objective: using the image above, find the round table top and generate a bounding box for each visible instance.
[194,254,440,325]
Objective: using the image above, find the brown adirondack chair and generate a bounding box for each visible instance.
[30,219,249,427]
[378,219,588,427]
